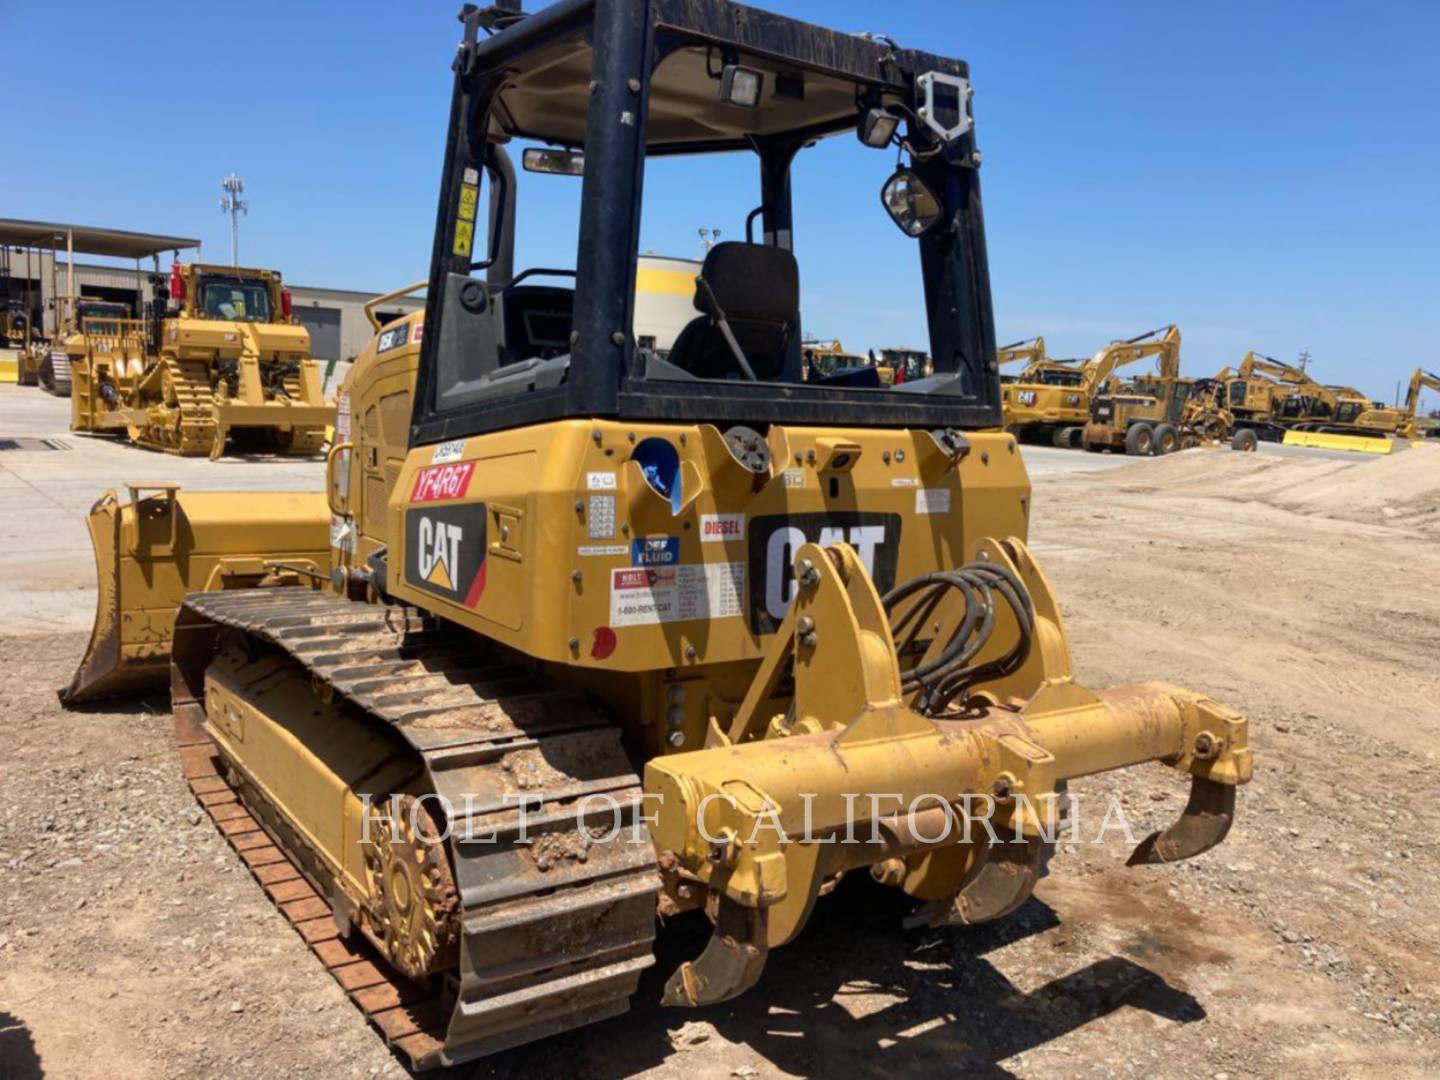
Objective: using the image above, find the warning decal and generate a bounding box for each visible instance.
[609,563,743,628]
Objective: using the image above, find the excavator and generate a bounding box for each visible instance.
[62,2,1251,1068]
[1280,368,1439,450]
[997,335,1047,374]
[1214,351,1303,422]
[1200,352,1362,450]
[1004,325,1181,449]
[1349,367,1440,439]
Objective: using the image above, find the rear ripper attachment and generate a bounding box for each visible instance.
[648,539,1251,1006]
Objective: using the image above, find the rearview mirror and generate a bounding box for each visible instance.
[522,148,584,176]
[880,169,942,237]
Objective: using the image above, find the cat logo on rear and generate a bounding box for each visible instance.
[404,502,488,607]
[418,518,463,590]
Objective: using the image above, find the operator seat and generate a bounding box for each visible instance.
[667,241,799,381]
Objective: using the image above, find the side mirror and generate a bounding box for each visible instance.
[880,169,943,237]
[522,148,584,176]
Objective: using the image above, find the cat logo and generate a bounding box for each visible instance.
[418,518,462,590]
[746,512,901,633]
[404,502,488,607]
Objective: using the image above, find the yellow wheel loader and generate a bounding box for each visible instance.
[67,2,1251,1068]
[69,263,333,457]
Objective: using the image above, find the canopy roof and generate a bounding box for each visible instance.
[0,218,200,260]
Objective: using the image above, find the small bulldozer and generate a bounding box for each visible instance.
[64,1,1251,1069]
[68,262,332,457]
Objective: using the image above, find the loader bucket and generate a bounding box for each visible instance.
[60,483,331,705]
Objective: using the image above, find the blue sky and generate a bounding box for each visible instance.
[3,0,1437,405]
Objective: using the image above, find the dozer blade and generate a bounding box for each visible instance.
[60,483,331,705]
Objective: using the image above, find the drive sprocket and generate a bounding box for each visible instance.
[362,794,461,980]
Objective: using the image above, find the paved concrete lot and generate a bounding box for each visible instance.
[0,383,1377,635]
[0,385,323,633]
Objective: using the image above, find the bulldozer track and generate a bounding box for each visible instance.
[172,588,659,1070]
[41,348,72,397]
[132,357,218,455]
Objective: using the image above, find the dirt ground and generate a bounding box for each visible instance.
[2,444,1438,1079]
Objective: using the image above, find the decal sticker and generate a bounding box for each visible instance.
[915,488,952,515]
[747,512,902,633]
[404,503,488,608]
[377,322,410,353]
[431,440,466,464]
[782,468,806,489]
[578,544,628,557]
[458,184,478,223]
[890,477,918,488]
[329,515,356,554]
[335,391,351,441]
[1017,389,1037,406]
[609,563,743,628]
[587,471,617,490]
[463,166,480,185]
[587,494,616,539]
[699,513,745,543]
[453,219,475,258]
[631,536,680,567]
[411,462,475,504]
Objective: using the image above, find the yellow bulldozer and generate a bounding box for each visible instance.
[22,295,132,396]
[870,345,931,385]
[67,262,333,457]
[2,297,28,349]
[802,337,874,381]
[63,2,1251,1068]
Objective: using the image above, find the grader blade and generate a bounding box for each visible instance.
[60,483,331,705]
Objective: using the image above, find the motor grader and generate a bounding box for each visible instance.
[68,262,332,458]
[1080,327,1194,455]
[1006,326,1180,449]
[64,2,1250,1068]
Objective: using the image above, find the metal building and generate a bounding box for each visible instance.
[0,218,423,381]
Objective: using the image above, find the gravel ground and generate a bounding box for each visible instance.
[2,445,1438,1078]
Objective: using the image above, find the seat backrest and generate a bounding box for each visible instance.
[667,242,799,381]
